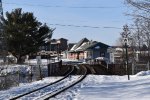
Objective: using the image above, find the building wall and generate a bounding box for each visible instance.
[68,49,109,61]
[58,38,68,51]
[68,53,77,60]
[79,52,84,60]
[68,52,84,60]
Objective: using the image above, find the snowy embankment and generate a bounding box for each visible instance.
[54,70,150,100]
[0,59,49,75]
[0,70,150,100]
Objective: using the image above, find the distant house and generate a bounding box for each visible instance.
[30,38,68,59]
[39,38,68,51]
[107,46,124,64]
[68,38,110,62]
[50,38,68,52]
[107,46,148,64]
[68,38,89,60]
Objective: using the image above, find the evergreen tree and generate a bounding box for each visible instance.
[1,8,54,63]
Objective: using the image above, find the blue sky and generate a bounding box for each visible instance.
[2,0,132,45]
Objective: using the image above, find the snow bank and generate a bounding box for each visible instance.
[0,64,31,75]
[26,59,49,65]
[135,70,150,76]
[56,71,150,100]
[79,75,128,87]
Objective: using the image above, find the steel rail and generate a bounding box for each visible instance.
[37,65,87,100]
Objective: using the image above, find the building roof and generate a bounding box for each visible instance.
[69,38,89,52]
[68,43,76,51]
[85,42,109,50]
[58,38,68,41]
[74,37,89,50]
[69,38,109,52]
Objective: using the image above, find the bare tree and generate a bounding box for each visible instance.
[125,0,150,62]
[126,0,150,13]
[141,19,150,57]
[131,18,144,56]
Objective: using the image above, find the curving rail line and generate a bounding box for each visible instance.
[10,65,88,100]
[36,65,87,100]
[10,65,74,100]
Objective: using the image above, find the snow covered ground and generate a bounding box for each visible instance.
[53,70,150,100]
[73,75,150,100]
[0,70,149,100]
[0,77,61,100]
[0,64,31,75]
[59,71,150,100]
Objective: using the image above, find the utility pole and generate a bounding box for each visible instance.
[121,25,130,80]
[125,40,130,80]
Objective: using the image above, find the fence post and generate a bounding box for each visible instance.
[147,61,149,70]
[30,65,33,82]
[17,71,20,86]
[132,62,135,75]
[39,65,42,80]
[4,75,6,89]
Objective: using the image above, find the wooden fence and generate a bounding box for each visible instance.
[47,61,62,76]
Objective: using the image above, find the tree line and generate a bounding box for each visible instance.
[119,0,150,62]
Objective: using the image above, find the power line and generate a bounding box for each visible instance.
[2,2,130,30]
[48,23,141,30]
[48,23,122,29]
[3,2,125,9]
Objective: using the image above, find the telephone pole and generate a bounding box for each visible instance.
[121,25,130,80]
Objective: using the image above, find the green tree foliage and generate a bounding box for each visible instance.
[1,8,54,63]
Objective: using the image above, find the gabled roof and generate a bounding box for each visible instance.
[75,41,97,51]
[85,42,109,50]
[70,44,77,51]
[69,38,109,52]
[70,38,89,51]
[76,42,89,51]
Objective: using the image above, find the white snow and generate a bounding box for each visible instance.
[26,59,49,65]
[54,71,150,100]
[0,64,31,75]
[0,70,150,100]
[134,70,150,76]
[73,75,150,100]
[0,77,61,100]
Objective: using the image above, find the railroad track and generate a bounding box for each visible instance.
[10,65,88,100]
[10,65,74,100]
[36,65,87,100]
